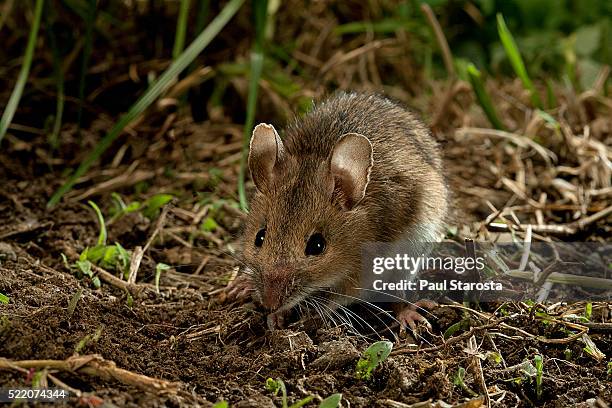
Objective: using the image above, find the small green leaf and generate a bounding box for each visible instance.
[124,202,142,213]
[319,393,342,408]
[212,401,229,408]
[443,319,469,339]
[201,216,219,232]
[355,340,393,380]
[0,293,9,304]
[76,260,93,277]
[84,245,107,263]
[142,194,174,219]
[486,351,503,366]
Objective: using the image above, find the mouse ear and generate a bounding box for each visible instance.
[249,123,285,194]
[329,133,373,210]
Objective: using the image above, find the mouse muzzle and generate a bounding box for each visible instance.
[260,264,294,312]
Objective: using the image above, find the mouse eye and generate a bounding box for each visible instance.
[254,228,266,247]
[305,233,326,256]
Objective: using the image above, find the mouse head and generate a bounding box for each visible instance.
[241,123,374,314]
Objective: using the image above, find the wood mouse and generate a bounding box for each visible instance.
[225,92,448,332]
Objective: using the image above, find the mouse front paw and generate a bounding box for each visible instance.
[395,299,438,334]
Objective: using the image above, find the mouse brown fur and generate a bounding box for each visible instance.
[229,92,448,330]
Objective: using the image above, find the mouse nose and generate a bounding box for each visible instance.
[261,265,292,311]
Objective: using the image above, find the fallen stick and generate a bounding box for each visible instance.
[0,354,179,395]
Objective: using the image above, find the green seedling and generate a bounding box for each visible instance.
[48,0,245,207]
[453,367,478,397]
[355,340,393,380]
[155,263,171,293]
[212,401,229,408]
[265,377,283,396]
[0,0,44,144]
[67,288,83,319]
[584,302,592,321]
[443,317,470,339]
[74,326,103,354]
[32,369,45,387]
[142,194,174,219]
[496,14,543,109]
[607,361,612,378]
[66,202,132,286]
[466,63,505,130]
[534,354,543,400]
[486,351,503,366]
[264,378,313,408]
[564,348,572,360]
[126,290,134,308]
[319,393,342,408]
[0,293,8,304]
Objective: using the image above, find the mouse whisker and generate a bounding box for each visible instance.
[312,295,374,340]
[354,287,437,319]
[304,299,330,328]
[313,295,380,341]
[317,289,400,342]
[313,297,352,332]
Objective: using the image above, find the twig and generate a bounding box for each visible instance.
[506,269,612,290]
[0,355,179,395]
[391,318,509,355]
[467,335,490,407]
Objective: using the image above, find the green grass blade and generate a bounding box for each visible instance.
[46,8,65,149]
[173,0,191,59]
[0,0,44,144]
[496,13,543,109]
[466,63,506,130]
[76,0,97,131]
[88,201,107,246]
[238,0,269,211]
[48,0,245,208]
